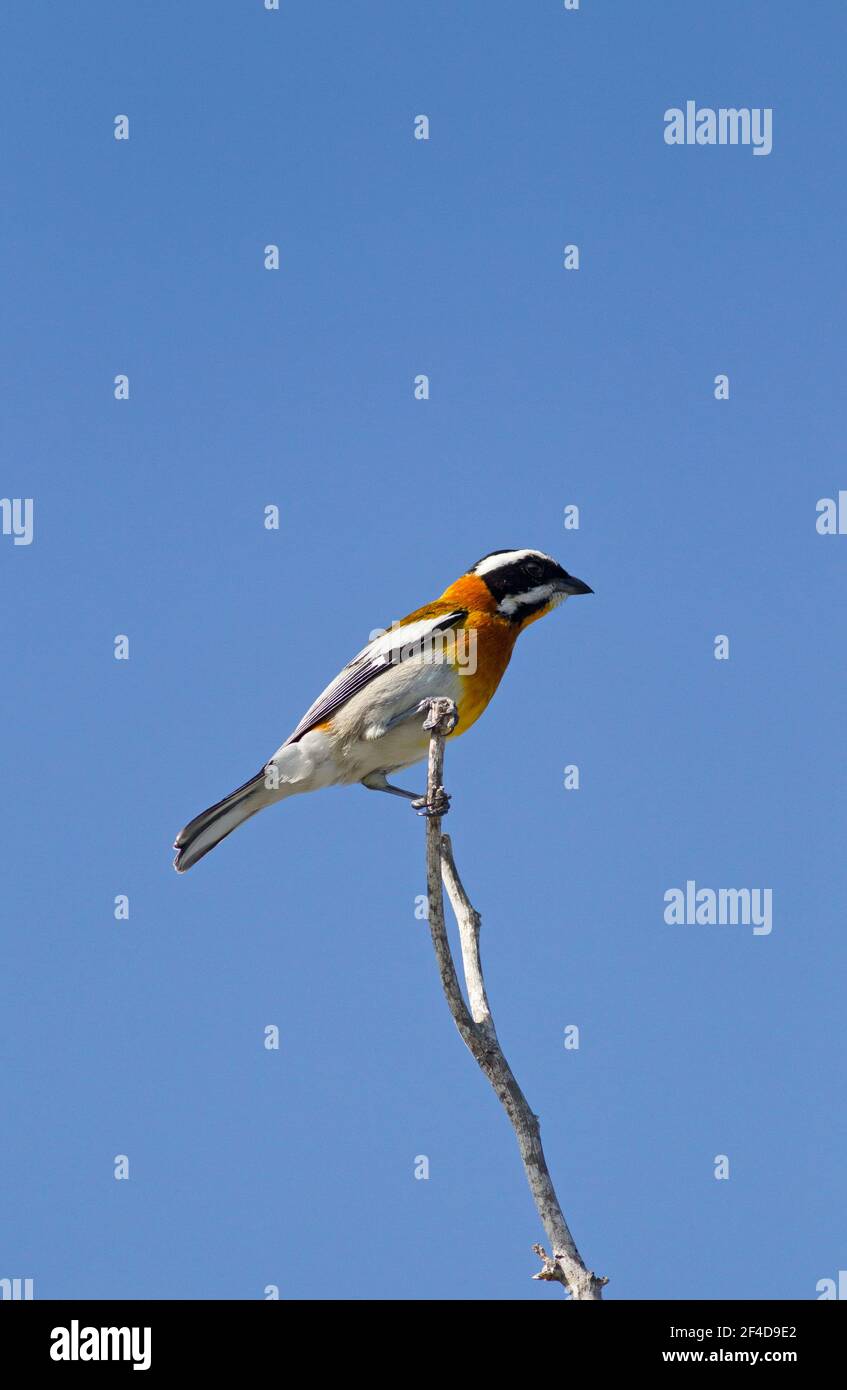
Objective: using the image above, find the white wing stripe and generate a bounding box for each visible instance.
[282,610,466,745]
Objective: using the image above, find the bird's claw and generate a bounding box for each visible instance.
[412,786,451,818]
[417,696,459,735]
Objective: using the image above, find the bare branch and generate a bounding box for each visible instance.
[418,696,606,1300]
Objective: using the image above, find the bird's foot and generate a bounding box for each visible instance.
[412,785,451,818]
[416,696,459,735]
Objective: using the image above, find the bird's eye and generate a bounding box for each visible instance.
[525,560,543,580]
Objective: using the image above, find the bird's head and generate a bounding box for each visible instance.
[469,548,592,627]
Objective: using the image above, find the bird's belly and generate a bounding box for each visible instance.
[323,617,517,785]
[328,658,462,781]
[358,718,432,778]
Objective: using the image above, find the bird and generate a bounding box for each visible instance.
[173,548,592,872]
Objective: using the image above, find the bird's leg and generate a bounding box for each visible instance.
[361,769,452,817]
[361,771,425,802]
[361,700,457,815]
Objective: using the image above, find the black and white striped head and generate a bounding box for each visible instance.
[471,549,592,623]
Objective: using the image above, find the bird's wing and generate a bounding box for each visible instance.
[282,609,467,746]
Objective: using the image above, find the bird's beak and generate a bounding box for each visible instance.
[559,572,593,596]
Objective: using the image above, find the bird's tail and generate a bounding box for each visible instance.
[173,769,275,873]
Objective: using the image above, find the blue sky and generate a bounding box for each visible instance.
[2,1,845,1300]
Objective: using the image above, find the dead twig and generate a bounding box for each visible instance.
[418,696,606,1300]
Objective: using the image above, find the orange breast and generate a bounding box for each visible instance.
[451,610,519,736]
[437,573,520,737]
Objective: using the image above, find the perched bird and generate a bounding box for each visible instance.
[173,548,592,872]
